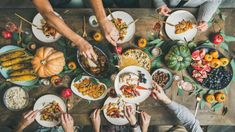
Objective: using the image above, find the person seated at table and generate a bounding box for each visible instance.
[153,0,222,32]
[32,0,119,59]
[151,82,203,132]
[15,111,74,132]
[90,107,151,132]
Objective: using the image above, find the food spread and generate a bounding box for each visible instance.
[175,19,193,34]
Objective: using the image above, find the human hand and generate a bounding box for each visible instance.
[100,19,119,46]
[124,105,137,126]
[16,110,38,132]
[152,82,172,104]
[197,21,208,32]
[158,5,171,16]
[140,111,151,132]
[90,109,101,132]
[61,113,74,132]
[75,38,97,60]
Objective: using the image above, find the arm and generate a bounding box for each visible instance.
[90,0,119,46]
[16,110,38,132]
[153,0,171,16]
[91,109,101,132]
[197,0,222,22]
[32,0,96,59]
[166,102,203,132]
[61,113,74,132]
[151,82,203,132]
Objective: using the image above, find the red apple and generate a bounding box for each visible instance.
[61,88,73,98]
[2,30,12,39]
[115,46,122,54]
[211,33,224,45]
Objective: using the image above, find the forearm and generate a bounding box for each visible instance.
[166,101,203,132]
[197,0,222,22]
[153,0,166,8]
[90,0,107,25]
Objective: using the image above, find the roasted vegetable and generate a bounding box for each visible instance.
[7,74,37,82]
[9,68,34,77]
[0,50,27,62]
[1,56,33,67]
[3,63,32,70]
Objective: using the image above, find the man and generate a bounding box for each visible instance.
[32,0,119,59]
[154,0,222,32]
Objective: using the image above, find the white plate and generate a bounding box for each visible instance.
[152,68,173,89]
[107,11,135,44]
[103,97,135,125]
[0,45,38,86]
[165,10,197,42]
[114,66,152,104]
[32,12,62,43]
[71,76,107,101]
[33,94,66,128]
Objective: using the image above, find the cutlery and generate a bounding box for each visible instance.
[82,16,88,38]
[194,96,202,117]
[127,18,139,26]
[15,13,42,30]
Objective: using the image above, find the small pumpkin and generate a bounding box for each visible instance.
[204,54,213,62]
[32,47,65,77]
[68,61,77,70]
[210,59,221,68]
[220,58,229,66]
[165,45,192,71]
[215,92,226,103]
[137,38,147,48]
[50,75,63,86]
[93,32,102,41]
[205,94,215,103]
[210,51,219,59]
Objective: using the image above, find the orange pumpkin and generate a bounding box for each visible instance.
[32,47,65,77]
[68,61,77,70]
[93,32,103,42]
[210,51,219,59]
[210,59,221,68]
[204,54,213,62]
[137,38,147,48]
[220,58,229,66]
[215,92,226,103]
[205,94,215,103]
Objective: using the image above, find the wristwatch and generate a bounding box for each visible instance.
[130,122,138,128]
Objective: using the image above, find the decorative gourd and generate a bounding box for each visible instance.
[205,94,215,103]
[215,92,226,102]
[220,58,229,66]
[165,45,192,71]
[32,47,65,77]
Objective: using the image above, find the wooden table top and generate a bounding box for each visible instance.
[0,8,234,126]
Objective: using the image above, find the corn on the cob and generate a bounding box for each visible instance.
[1,56,33,67]
[9,68,34,77]
[0,48,25,56]
[0,51,27,62]
[2,63,32,70]
[7,74,37,82]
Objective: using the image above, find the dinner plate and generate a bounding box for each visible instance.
[107,11,135,44]
[165,10,197,42]
[103,97,135,125]
[152,68,173,89]
[114,66,152,104]
[71,76,107,101]
[0,45,38,86]
[32,12,62,43]
[33,94,66,128]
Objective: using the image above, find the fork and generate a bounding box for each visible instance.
[82,16,88,38]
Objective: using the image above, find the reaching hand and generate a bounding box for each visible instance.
[124,105,137,126]
[197,21,208,32]
[16,110,38,132]
[158,5,171,16]
[90,109,101,132]
[61,113,74,132]
[152,82,172,104]
[100,19,119,46]
[76,39,97,60]
[140,111,151,132]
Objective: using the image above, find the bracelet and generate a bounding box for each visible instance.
[130,122,138,128]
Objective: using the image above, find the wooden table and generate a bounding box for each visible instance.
[0,8,235,127]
